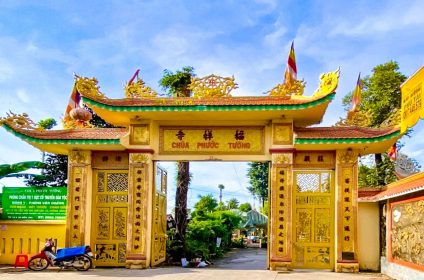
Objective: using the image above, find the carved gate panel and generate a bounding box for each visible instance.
[151,164,167,266]
[92,170,128,266]
[293,171,334,269]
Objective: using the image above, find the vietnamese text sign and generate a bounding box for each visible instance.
[2,187,67,220]
[401,66,424,133]
[159,126,264,155]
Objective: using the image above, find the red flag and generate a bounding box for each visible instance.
[284,42,297,86]
[64,84,81,118]
[350,73,362,112]
[388,143,397,161]
[128,69,140,85]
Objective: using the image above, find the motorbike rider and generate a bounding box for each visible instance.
[42,238,56,260]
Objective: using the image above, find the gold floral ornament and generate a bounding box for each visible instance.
[125,77,158,98]
[74,74,106,100]
[313,67,340,97]
[268,79,306,97]
[0,111,39,130]
[189,74,238,98]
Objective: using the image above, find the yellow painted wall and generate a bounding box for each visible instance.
[358,202,380,271]
[0,221,66,264]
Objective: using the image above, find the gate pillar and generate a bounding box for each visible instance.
[335,149,359,272]
[269,153,293,271]
[126,153,153,269]
[66,150,92,247]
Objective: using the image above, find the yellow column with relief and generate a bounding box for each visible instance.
[269,153,293,271]
[335,149,359,272]
[126,153,153,269]
[66,150,92,247]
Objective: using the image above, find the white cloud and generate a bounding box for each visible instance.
[16,89,30,104]
[329,1,424,37]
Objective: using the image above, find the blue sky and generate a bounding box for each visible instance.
[1,0,424,211]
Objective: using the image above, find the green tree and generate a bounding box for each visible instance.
[338,61,407,186]
[193,194,218,215]
[26,154,68,187]
[38,118,57,130]
[260,200,270,217]
[239,202,252,212]
[227,198,239,209]
[159,66,195,243]
[247,162,269,206]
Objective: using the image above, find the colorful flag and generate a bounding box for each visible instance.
[350,73,362,112]
[64,84,81,118]
[128,69,140,86]
[284,41,297,86]
[388,142,397,161]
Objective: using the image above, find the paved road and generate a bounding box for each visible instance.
[0,248,392,280]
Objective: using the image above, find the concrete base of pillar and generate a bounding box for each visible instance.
[336,261,359,273]
[270,261,292,271]
[125,254,147,269]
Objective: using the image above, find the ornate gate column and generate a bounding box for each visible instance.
[126,153,153,269]
[335,149,359,272]
[269,153,293,271]
[66,150,92,247]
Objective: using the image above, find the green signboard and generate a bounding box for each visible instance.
[1,187,67,220]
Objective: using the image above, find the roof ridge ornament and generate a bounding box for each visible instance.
[313,67,340,97]
[189,74,238,98]
[124,76,158,98]
[0,111,39,130]
[74,74,106,100]
[268,79,306,97]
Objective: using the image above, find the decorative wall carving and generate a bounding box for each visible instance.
[273,124,293,145]
[130,153,151,164]
[130,125,150,145]
[337,149,358,165]
[69,150,91,165]
[92,170,128,266]
[272,153,292,165]
[390,197,424,267]
[293,171,333,269]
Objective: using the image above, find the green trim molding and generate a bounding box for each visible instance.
[82,93,335,113]
[295,130,401,145]
[2,124,121,145]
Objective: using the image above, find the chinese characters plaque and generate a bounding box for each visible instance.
[159,126,264,155]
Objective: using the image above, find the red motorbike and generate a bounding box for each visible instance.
[28,239,93,271]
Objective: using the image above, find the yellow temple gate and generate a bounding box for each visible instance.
[0,68,402,272]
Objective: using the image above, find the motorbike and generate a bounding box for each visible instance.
[28,239,93,271]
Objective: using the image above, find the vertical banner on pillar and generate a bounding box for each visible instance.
[67,150,91,247]
[336,149,359,272]
[270,154,292,270]
[341,168,354,253]
[126,153,151,268]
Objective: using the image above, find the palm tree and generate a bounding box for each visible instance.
[159,66,195,243]
[218,184,225,204]
[0,161,45,179]
[227,198,239,209]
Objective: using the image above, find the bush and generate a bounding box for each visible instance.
[184,210,242,260]
[231,237,245,248]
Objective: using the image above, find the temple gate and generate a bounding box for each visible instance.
[0,69,401,272]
